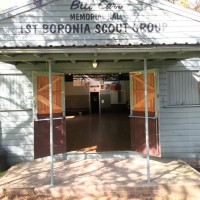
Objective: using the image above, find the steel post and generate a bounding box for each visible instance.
[144,59,150,183]
[48,60,54,186]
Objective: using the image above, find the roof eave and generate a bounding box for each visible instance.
[0,45,200,54]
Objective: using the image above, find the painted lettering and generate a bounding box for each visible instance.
[162,23,167,31]
[140,23,146,32]
[83,24,90,33]
[50,24,57,34]
[25,24,31,33]
[147,23,154,32]
[155,24,161,32]
[70,13,103,21]
[21,24,38,34]
[43,24,49,33]
[132,23,167,33]
[58,24,64,33]
[43,23,91,34]
[70,0,92,10]
[98,0,123,10]
[19,21,167,36]
[132,23,139,32]
[111,12,123,20]
[95,23,128,33]
[32,25,37,34]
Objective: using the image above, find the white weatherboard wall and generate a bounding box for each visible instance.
[0,63,70,165]
[0,0,200,47]
[159,59,200,159]
[0,62,93,165]
[0,63,34,165]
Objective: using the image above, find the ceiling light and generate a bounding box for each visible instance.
[92,60,97,68]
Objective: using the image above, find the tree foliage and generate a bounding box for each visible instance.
[167,0,200,12]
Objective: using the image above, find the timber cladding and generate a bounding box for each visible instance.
[159,60,200,159]
[0,0,200,47]
[0,71,33,166]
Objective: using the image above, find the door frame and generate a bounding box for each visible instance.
[130,69,160,156]
[90,91,100,114]
[89,82,101,114]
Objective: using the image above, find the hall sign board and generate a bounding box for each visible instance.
[0,0,200,47]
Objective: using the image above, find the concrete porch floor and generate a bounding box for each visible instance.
[1,156,200,199]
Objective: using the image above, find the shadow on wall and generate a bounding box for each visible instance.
[0,63,34,166]
[0,120,8,171]
[0,113,34,167]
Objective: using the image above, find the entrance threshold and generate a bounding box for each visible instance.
[36,151,147,162]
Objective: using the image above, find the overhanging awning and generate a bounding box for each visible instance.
[0,45,200,74]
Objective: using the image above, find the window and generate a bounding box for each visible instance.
[167,71,200,106]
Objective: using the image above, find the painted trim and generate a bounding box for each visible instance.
[0,109,32,112]
[163,105,200,108]
[0,47,200,54]
[61,74,66,117]
[32,71,38,118]
[129,73,133,115]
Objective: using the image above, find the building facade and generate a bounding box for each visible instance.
[0,0,200,166]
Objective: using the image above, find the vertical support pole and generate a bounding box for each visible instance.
[144,59,150,183]
[99,91,101,115]
[129,73,133,115]
[99,82,101,115]
[89,88,91,114]
[49,60,54,186]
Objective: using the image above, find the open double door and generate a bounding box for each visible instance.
[33,73,66,159]
[130,71,159,156]
[32,71,159,159]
